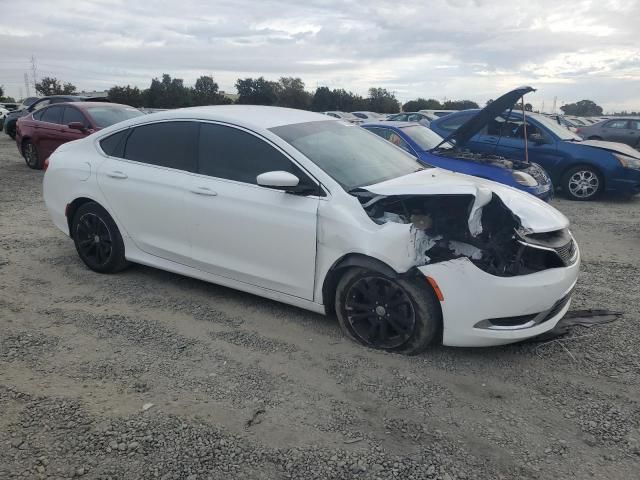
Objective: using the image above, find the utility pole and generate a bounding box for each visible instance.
[30,55,38,93]
[552,96,557,114]
[23,72,31,97]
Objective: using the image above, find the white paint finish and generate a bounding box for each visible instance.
[96,158,193,265]
[186,174,319,299]
[364,168,570,233]
[43,105,581,347]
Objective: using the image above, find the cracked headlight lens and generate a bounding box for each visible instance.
[512,171,538,187]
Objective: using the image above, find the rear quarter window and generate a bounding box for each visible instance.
[99,129,129,158]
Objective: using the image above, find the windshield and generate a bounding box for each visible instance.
[530,114,582,140]
[270,120,427,190]
[86,105,143,128]
[401,125,452,150]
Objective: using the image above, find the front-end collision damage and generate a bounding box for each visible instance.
[352,188,576,277]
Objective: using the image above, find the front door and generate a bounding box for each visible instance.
[187,122,319,300]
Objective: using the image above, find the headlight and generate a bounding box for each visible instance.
[512,171,538,187]
[613,153,640,170]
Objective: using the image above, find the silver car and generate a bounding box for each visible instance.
[577,117,640,148]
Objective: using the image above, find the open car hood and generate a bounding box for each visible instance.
[442,86,536,147]
[363,168,568,234]
[578,139,640,159]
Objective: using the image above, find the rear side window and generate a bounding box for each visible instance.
[40,106,64,124]
[198,123,302,184]
[62,107,89,127]
[100,129,129,157]
[124,121,197,172]
[605,120,628,129]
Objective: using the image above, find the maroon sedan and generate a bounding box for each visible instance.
[16,102,143,169]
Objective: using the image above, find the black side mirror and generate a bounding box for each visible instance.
[68,122,86,132]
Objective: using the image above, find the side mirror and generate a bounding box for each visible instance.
[256,171,300,189]
[529,132,546,144]
[68,122,86,132]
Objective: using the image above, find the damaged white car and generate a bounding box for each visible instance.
[43,106,580,354]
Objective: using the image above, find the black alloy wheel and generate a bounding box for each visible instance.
[72,202,129,273]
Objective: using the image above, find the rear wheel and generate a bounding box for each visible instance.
[335,268,441,355]
[71,202,129,273]
[562,165,603,201]
[22,140,41,169]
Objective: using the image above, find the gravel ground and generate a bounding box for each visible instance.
[1,133,639,479]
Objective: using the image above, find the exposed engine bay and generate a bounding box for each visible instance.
[352,191,576,277]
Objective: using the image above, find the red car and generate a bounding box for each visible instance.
[16,102,143,169]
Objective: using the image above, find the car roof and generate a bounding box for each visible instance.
[104,105,334,131]
[58,101,134,110]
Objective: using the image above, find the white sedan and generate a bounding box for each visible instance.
[43,106,580,353]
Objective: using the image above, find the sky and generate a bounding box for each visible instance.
[1,0,639,112]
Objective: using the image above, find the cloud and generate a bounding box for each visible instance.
[0,0,638,111]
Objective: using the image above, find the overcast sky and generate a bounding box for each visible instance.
[1,0,638,112]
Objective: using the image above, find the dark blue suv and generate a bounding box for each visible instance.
[430,87,640,200]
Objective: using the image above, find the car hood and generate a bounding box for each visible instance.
[441,86,536,147]
[577,139,640,159]
[363,168,568,233]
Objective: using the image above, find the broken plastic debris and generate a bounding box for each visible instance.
[142,403,155,411]
[528,309,623,342]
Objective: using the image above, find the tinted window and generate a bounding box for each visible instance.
[40,106,64,124]
[86,105,143,128]
[630,120,640,130]
[124,122,197,172]
[198,123,300,184]
[62,107,88,126]
[271,121,426,191]
[31,99,51,111]
[32,110,45,121]
[605,120,629,129]
[100,130,129,157]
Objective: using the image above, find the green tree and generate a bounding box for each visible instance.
[367,88,400,113]
[560,100,603,116]
[107,85,144,106]
[402,98,442,112]
[145,74,192,108]
[193,75,231,106]
[443,99,479,110]
[35,77,77,96]
[310,86,333,111]
[235,77,280,105]
[276,77,311,109]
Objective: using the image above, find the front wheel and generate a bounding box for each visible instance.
[562,166,603,201]
[71,202,129,273]
[335,268,441,355]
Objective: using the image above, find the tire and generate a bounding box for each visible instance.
[562,165,603,201]
[335,267,441,355]
[71,202,129,273]
[22,140,41,169]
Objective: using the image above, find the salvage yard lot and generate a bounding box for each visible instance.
[0,132,639,479]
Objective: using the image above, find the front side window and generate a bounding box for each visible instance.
[605,120,629,129]
[40,106,64,124]
[198,123,305,185]
[124,121,197,172]
[270,120,426,191]
[401,125,452,150]
[62,107,89,127]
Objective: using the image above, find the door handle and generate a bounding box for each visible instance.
[107,171,128,179]
[190,186,218,196]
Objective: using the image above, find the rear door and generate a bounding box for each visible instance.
[96,121,198,265]
[628,120,640,147]
[186,122,320,299]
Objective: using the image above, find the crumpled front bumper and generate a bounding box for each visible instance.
[417,251,580,347]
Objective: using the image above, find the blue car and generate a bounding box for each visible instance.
[429,86,640,200]
[361,121,553,200]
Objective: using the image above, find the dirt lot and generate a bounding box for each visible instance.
[1,132,639,480]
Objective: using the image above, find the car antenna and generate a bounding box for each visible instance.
[522,96,529,163]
